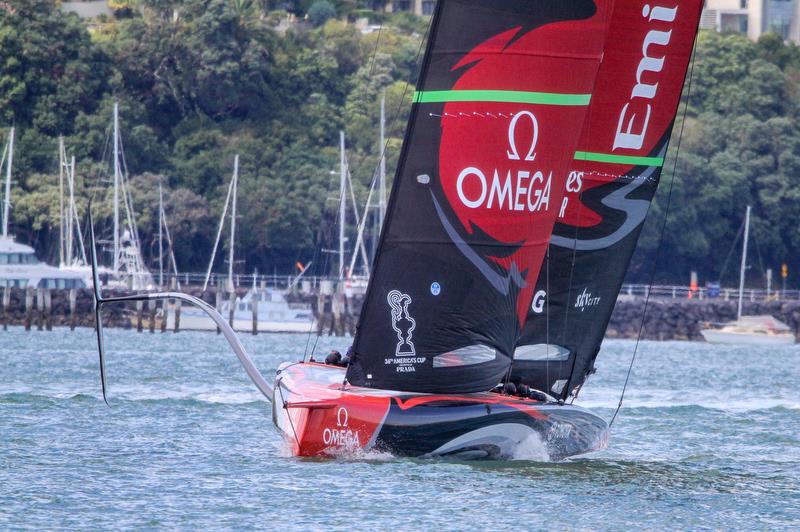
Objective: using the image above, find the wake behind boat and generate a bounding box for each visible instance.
[87,0,704,461]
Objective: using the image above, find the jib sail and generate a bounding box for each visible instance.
[512,0,704,399]
[347,0,613,393]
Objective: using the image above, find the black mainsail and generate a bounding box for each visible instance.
[347,0,613,393]
[513,0,705,399]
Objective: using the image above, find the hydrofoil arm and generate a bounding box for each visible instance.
[87,209,273,404]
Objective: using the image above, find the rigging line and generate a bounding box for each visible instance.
[307,18,433,363]
[750,221,768,285]
[559,0,615,403]
[366,21,384,80]
[276,384,302,453]
[609,39,699,429]
[718,218,745,285]
[545,245,550,393]
[203,168,236,291]
[303,158,342,361]
[360,18,432,219]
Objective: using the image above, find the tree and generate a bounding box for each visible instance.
[308,1,336,26]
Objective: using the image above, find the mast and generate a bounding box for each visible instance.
[64,154,74,266]
[112,102,120,274]
[202,160,236,291]
[158,182,164,288]
[737,205,751,321]
[228,154,239,292]
[379,92,387,233]
[339,131,346,281]
[59,136,65,265]
[69,156,84,265]
[66,155,74,265]
[2,126,14,238]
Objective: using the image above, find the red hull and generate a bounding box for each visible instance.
[272,362,608,460]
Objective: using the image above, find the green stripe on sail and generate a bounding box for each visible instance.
[573,151,664,167]
[413,90,591,106]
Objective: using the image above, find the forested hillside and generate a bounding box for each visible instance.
[1,0,800,286]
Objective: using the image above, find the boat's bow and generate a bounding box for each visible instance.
[273,362,608,460]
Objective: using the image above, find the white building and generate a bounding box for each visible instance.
[385,0,436,16]
[702,0,800,43]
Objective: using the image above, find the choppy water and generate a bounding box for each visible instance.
[1,327,798,530]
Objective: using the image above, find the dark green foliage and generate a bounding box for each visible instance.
[308,1,336,26]
[634,31,800,287]
[0,0,418,277]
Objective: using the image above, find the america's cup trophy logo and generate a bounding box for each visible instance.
[387,290,416,356]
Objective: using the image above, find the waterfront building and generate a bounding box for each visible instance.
[702,0,800,43]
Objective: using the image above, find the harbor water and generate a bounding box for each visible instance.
[1,328,798,529]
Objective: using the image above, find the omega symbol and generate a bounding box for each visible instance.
[337,407,349,428]
[506,111,539,161]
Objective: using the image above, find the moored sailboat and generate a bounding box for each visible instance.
[700,206,795,345]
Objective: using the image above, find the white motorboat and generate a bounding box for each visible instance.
[0,237,89,289]
[0,128,89,289]
[165,287,316,333]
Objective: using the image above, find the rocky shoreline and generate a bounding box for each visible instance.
[607,297,800,341]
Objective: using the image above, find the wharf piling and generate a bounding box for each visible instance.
[135,300,144,332]
[24,287,33,331]
[173,299,181,332]
[251,294,258,336]
[215,290,223,335]
[148,299,156,333]
[2,286,9,331]
[160,300,168,333]
[69,288,77,330]
[227,291,235,328]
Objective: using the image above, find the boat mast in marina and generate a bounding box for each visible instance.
[106,102,152,289]
[203,155,239,292]
[2,127,13,238]
[339,131,346,281]
[59,137,65,266]
[379,91,387,234]
[113,103,120,275]
[335,131,372,280]
[737,205,751,321]
[157,182,180,289]
[58,138,87,268]
[228,154,238,292]
[158,183,163,287]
